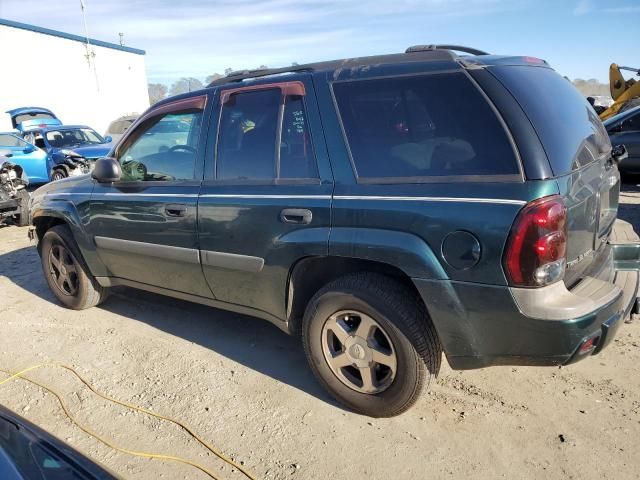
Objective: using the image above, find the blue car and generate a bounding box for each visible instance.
[23,125,114,181]
[5,107,113,182]
[0,132,49,184]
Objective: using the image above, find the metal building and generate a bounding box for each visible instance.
[0,18,149,134]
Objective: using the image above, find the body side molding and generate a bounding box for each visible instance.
[94,236,200,264]
[94,236,265,272]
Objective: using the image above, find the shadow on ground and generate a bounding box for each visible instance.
[0,243,336,407]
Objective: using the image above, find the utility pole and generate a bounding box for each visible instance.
[80,0,99,91]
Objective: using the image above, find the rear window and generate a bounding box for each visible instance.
[13,112,55,126]
[490,66,611,175]
[333,72,519,181]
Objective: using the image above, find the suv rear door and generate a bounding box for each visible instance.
[197,76,333,321]
[88,95,212,297]
[489,65,618,286]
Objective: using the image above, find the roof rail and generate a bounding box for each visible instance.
[208,65,314,87]
[405,44,489,56]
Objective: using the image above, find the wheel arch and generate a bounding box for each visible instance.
[286,255,433,336]
[31,204,107,277]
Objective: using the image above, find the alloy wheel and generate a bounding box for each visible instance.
[48,243,79,296]
[321,310,397,394]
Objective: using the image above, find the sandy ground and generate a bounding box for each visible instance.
[2,184,640,480]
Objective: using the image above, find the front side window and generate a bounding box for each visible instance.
[333,72,519,180]
[0,133,28,148]
[216,88,317,181]
[117,110,203,182]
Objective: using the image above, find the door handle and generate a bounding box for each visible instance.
[280,208,312,224]
[165,204,187,217]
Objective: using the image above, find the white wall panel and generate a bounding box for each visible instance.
[0,24,149,134]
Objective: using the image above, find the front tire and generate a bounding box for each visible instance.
[40,225,108,309]
[302,273,441,417]
[51,169,67,181]
[12,189,30,227]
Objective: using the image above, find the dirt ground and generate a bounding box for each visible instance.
[2,185,640,480]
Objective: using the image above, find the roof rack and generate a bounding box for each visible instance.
[405,44,489,56]
[207,65,314,87]
[207,45,486,88]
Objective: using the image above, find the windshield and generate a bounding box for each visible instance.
[0,133,30,148]
[45,128,105,148]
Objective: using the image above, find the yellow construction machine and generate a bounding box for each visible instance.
[599,63,640,120]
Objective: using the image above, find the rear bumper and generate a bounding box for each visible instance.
[414,238,640,370]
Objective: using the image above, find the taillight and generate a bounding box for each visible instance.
[504,195,567,287]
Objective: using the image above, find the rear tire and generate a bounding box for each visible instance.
[302,273,441,417]
[40,225,108,309]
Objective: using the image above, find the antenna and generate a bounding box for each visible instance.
[79,0,99,91]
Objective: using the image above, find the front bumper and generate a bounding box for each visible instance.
[414,238,640,370]
[0,197,19,215]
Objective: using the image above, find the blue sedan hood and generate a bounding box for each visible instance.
[69,143,113,159]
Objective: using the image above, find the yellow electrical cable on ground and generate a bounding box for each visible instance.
[0,363,258,480]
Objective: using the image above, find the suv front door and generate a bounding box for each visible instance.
[88,95,213,297]
[198,77,333,321]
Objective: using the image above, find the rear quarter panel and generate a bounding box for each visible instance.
[330,182,558,284]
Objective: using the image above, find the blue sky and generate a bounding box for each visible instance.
[1,0,638,86]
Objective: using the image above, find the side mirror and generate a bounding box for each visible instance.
[91,157,121,183]
[612,144,628,163]
[23,145,36,154]
[104,135,113,143]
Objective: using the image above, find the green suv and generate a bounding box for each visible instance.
[29,45,640,417]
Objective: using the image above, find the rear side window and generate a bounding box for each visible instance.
[333,72,519,180]
[491,66,611,175]
[280,95,318,178]
[217,89,280,180]
[216,89,318,181]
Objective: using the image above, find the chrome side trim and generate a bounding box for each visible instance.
[47,192,523,205]
[94,193,199,198]
[201,250,264,272]
[94,236,200,264]
[199,194,331,200]
[333,195,526,205]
